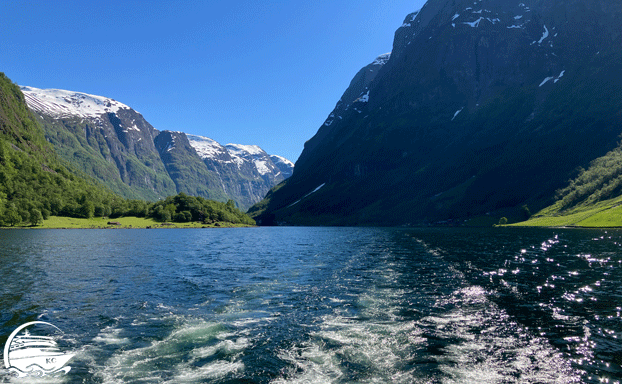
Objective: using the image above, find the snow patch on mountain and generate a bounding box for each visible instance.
[226,144,272,174]
[357,90,370,103]
[254,160,271,175]
[20,86,131,119]
[187,134,227,159]
[464,17,484,28]
[536,25,549,44]
[187,135,293,178]
[372,53,391,66]
[270,155,294,168]
[540,70,566,87]
[226,144,265,157]
[452,108,464,121]
[287,183,326,208]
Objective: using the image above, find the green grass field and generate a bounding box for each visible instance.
[4,216,255,229]
[510,195,622,228]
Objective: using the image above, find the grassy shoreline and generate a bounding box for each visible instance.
[1,216,256,229]
[508,195,622,228]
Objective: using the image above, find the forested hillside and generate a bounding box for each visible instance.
[0,72,123,226]
[0,72,255,227]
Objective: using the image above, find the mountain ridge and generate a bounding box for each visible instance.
[21,86,293,209]
[250,0,622,226]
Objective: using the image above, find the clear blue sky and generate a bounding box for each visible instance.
[1,0,425,163]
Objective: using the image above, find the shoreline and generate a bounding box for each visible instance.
[0,216,256,230]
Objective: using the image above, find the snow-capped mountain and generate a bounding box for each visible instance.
[186,135,293,208]
[269,155,295,179]
[225,144,277,176]
[21,86,293,209]
[20,86,132,119]
[251,0,622,225]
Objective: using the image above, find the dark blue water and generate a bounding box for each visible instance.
[0,227,620,383]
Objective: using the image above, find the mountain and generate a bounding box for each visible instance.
[250,0,622,226]
[21,86,293,209]
[0,73,121,225]
[21,86,177,201]
[187,135,294,209]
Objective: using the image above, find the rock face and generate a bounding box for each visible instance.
[250,0,622,225]
[187,135,294,210]
[297,53,390,168]
[21,86,293,209]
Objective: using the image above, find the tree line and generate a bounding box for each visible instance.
[0,135,254,226]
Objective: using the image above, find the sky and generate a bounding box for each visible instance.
[1,0,426,163]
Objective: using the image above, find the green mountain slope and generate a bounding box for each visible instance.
[513,147,622,227]
[0,72,120,225]
[154,131,228,201]
[40,114,167,200]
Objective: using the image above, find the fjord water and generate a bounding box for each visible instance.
[0,227,620,383]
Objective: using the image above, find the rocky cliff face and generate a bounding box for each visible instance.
[187,135,294,209]
[21,86,177,200]
[297,53,390,169]
[250,0,622,225]
[21,86,293,209]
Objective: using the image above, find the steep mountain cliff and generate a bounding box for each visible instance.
[21,86,293,209]
[250,0,622,225]
[22,86,177,200]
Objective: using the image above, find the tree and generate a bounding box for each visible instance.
[79,200,95,219]
[94,205,105,217]
[29,208,43,226]
[521,205,531,220]
[498,217,508,225]
[4,206,21,226]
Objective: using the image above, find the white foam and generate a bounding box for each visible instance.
[275,263,425,384]
[423,286,580,383]
[92,326,130,345]
[93,318,248,383]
